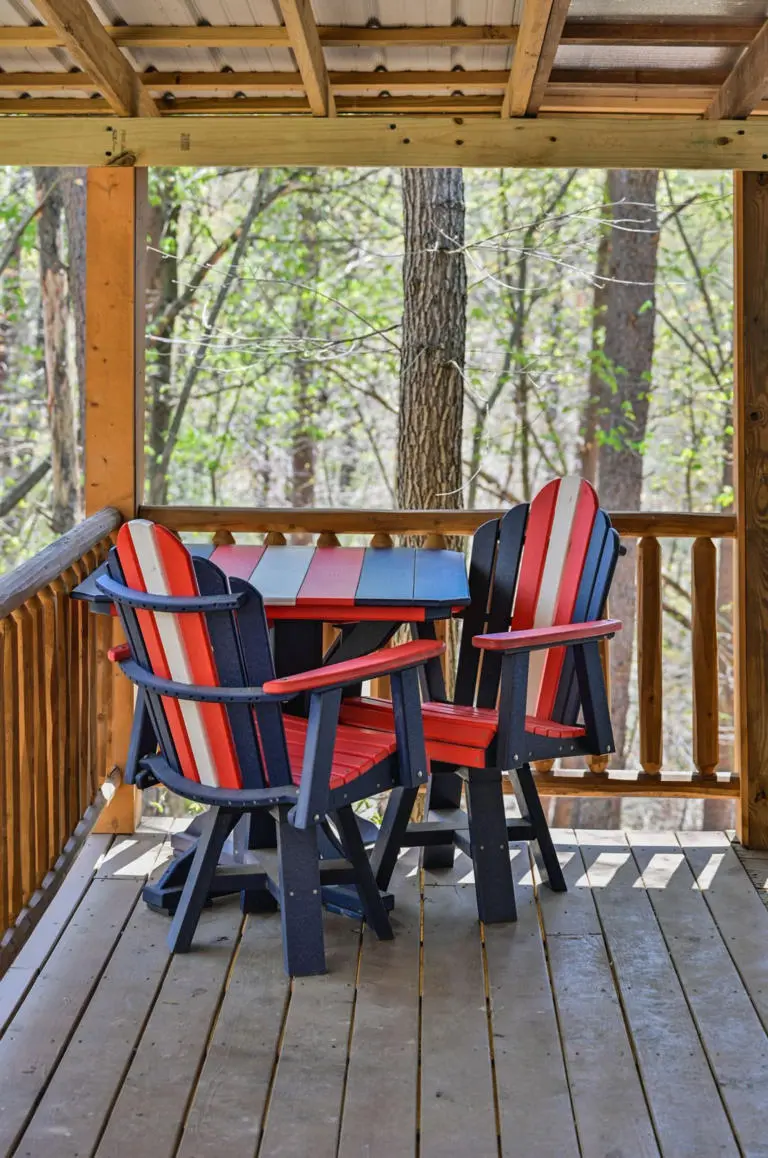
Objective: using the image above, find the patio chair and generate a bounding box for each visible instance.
[99,519,442,976]
[339,477,622,923]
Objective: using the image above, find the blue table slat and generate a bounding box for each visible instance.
[414,549,470,606]
[189,544,215,559]
[249,545,316,605]
[355,548,416,605]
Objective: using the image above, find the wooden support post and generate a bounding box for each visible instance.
[734,170,768,847]
[85,167,147,834]
[691,537,720,777]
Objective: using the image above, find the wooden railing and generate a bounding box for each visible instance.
[142,504,739,800]
[0,507,123,967]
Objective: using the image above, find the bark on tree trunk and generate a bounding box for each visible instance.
[292,191,320,509]
[146,178,180,505]
[580,202,611,485]
[62,168,87,442]
[572,169,660,829]
[34,167,81,534]
[397,168,467,512]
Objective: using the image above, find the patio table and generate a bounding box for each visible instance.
[73,540,471,915]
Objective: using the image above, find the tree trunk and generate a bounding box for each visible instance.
[146,178,180,506]
[62,168,87,441]
[34,168,81,534]
[397,168,466,512]
[579,201,611,484]
[572,169,660,829]
[291,191,320,509]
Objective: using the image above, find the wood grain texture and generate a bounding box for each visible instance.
[278,0,335,116]
[638,536,663,774]
[502,0,571,116]
[578,832,739,1157]
[30,0,158,117]
[4,115,768,169]
[734,171,768,848]
[706,19,768,118]
[691,537,720,775]
[140,503,737,539]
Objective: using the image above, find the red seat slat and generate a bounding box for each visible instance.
[282,716,396,788]
[338,697,585,764]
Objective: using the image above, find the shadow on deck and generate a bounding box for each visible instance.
[1,822,767,1158]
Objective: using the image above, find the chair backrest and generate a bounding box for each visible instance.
[109,519,292,791]
[455,477,619,724]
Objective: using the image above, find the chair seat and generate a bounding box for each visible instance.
[339,697,585,769]
[283,715,397,788]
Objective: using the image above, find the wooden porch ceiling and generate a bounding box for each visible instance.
[1,0,768,125]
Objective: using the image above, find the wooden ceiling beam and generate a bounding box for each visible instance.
[0,67,731,95]
[1,20,764,51]
[2,114,768,169]
[278,0,334,116]
[29,0,157,116]
[502,0,571,117]
[705,19,768,119]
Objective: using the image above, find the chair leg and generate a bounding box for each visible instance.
[276,807,326,977]
[510,763,567,892]
[335,806,393,941]
[168,807,237,953]
[422,767,462,871]
[371,786,419,891]
[466,771,517,923]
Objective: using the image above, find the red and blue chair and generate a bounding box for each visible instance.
[99,520,443,976]
[340,477,622,923]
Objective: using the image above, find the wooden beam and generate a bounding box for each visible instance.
[2,114,768,169]
[278,0,334,117]
[733,170,768,848]
[85,168,148,834]
[706,19,768,119]
[29,0,158,116]
[501,0,571,117]
[0,21,763,51]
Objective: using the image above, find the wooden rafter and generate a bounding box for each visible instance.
[0,22,764,51]
[30,0,158,117]
[705,19,768,119]
[277,0,335,117]
[501,0,571,117]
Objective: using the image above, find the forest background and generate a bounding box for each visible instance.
[0,163,735,828]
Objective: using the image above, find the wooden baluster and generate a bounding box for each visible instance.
[12,606,36,903]
[638,536,663,775]
[692,536,720,777]
[69,560,89,818]
[95,608,114,791]
[28,596,49,881]
[38,586,61,863]
[425,532,447,550]
[264,530,287,546]
[370,532,394,549]
[83,551,99,798]
[212,527,235,547]
[51,577,70,854]
[1,616,21,926]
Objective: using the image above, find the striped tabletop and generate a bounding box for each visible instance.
[75,544,470,623]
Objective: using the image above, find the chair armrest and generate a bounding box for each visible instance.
[262,639,445,695]
[473,619,621,653]
[108,643,131,663]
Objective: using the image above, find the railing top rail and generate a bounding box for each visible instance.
[139,505,737,540]
[0,507,122,619]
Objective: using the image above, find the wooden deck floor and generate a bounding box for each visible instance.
[2,823,768,1158]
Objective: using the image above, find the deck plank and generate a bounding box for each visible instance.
[175,911,289,1158]
[486,844,580,1158]
[629,833,768,1157]
[338,852,421,1158]
[578,831,739,1158]
[94,903,243,1158]
[420,877,498,1158]
[0,833,112,1035]
[15,844,173,1158]
[258,913,361,1158]
[682,833,768,1031]
[536,833,659,1158]
[0,877,141,1156]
